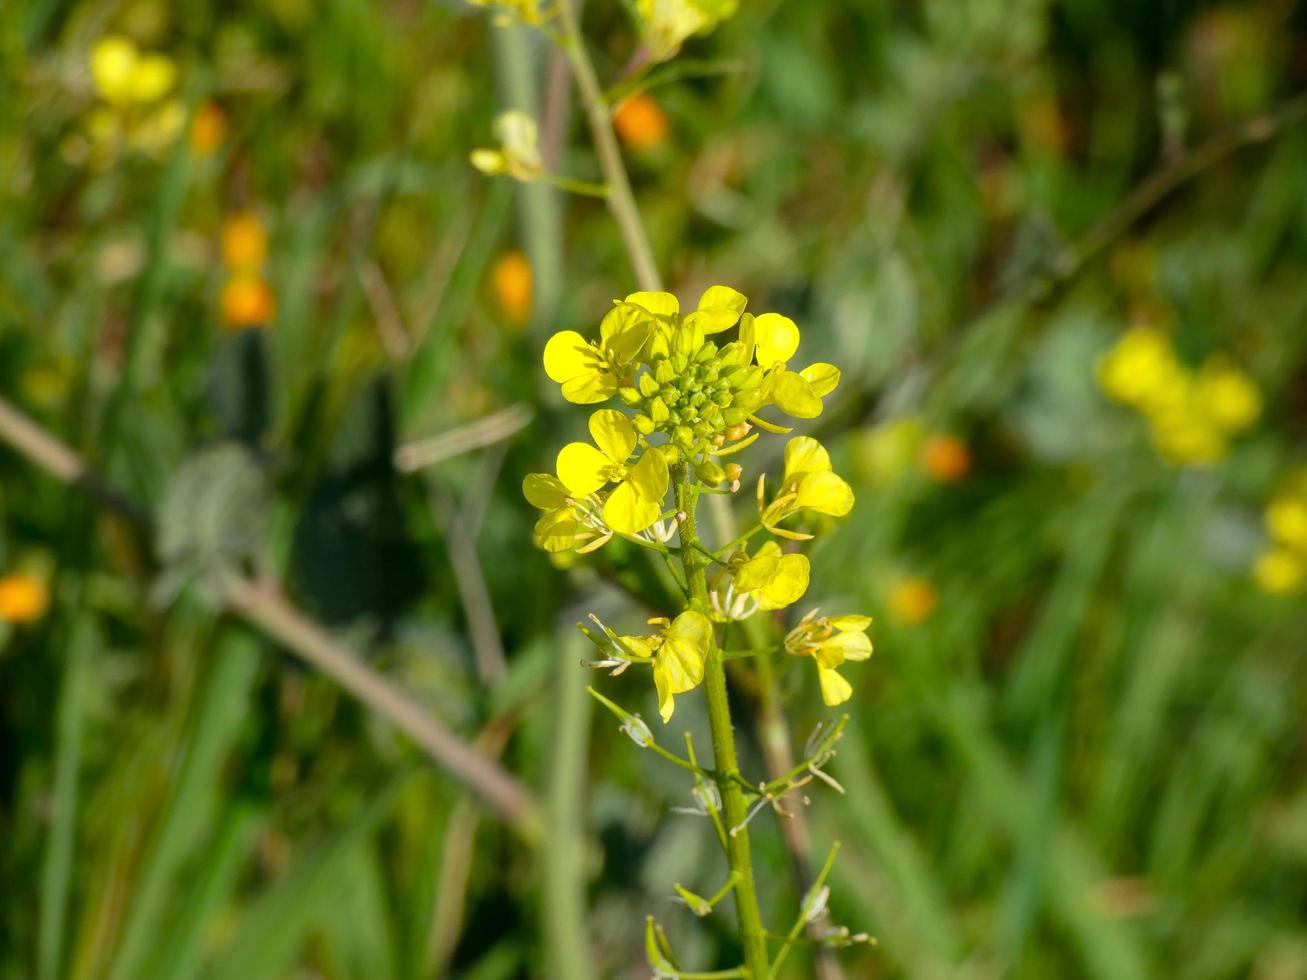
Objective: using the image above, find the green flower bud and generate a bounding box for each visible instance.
[696,460,726,487]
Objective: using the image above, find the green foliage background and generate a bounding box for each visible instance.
[3,0,1307,977]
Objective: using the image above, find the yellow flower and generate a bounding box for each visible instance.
[1196,357,1261,433]
[712,542,809,619]
[0,573,49,624]
[1253,549,1305,595]
[649,611,712,721]
[614,93,669,151]
[921,434,971,482]
[544,305,651,403]
[220,275,276,329]
[523,473,613,554]
[1267,494,1307,551]
[189,100,227,156]
[90,36,176,106]
[492,250,532,326]
[637,0,737,61]
[470,110,543,182]
[555,410,669,534]
[890,577,937,625]
[222,212,269,272]
[1096,328,1180,408]
[784,610,873,706]
[739,313,840,420]
[758,437,854,539]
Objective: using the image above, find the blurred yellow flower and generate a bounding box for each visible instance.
[91,36,176,106]
[0,573,49,624]
[1253,549,1304,595]
[922,434,971,483]
[222,212,269,272]
[220,275,276,329]
[784,610,873,706]
[470,111,543,182]
[890,577,937,625]
[1096,328,1181,408]
[1267,493,1307,551]
[855,416,925,486]
[614,93,669,151]
[491,251,532,326]
[1196,357,1261,432]
[637,0,737,61]
[190,101,227,156]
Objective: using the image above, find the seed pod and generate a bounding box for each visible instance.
[696,460,726,487]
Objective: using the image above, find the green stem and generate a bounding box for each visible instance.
[675,467,770,977]
[555,0,662,291]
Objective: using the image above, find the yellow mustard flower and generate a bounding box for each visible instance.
[523,473,614,554]
[1267,492,1307,551]
[648,611,713,721]
[0,573,49,624]
[739,312,840,420]
[220,275,276,329]
[544,305,652,403]
[1096,328,1181,409]
[637,0,738,62]
[91,36,176,106]
[470,110,543,182]
[758,436,854,539]
[1253,549,1305,595]
[784,609,873,706]
[556,410,670,534]
[890,577,937,625]
[712,542,809,620]
[1196,357,1261,432]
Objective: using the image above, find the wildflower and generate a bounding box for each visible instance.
[1267,493,1307,551]
[221,212,269,272]
[220,275,276,329]
[1196,357,1261,432]
[1253,549,1304,595]
[890,577,936,625]
[0,573,49,624]
[637,0,738,62]
[740,313,841,420]
[556,410,670,534]
[544,305,652,404]
[758,437,854,539]
[649,611,713,721]
[492,251,532,326]
[91,36,176,107]
[189,101,227,155]
[922,434,971,482]
[1096,328,1181,409]
[470,111,544,182]
[785,610,873,706]
[522,474,612,554]
[614,93,669,151]
[711,541,810,620]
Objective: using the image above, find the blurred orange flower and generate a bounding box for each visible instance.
[492,250,532,326]
[221,212,268,272]
[922,435,971,482]
[890,577,937,626]
[614,93,668,151]
[221,275,276,329]
[0,573,49,624]
[190,101,227,156]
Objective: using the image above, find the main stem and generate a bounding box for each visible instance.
[675,468,770,976]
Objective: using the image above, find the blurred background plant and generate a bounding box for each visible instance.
[3,0,1307,978]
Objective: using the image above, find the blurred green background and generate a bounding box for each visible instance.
[4,0,1307,977]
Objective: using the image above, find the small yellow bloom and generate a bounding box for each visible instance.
[0,573,49,624]
[738,313,839,419]
[922,434,971,482]
[555,411,669,534]
[890,577,937,625]
[543,305,652,403]
[1196,357,1260,433]
[730,542,810,612]
[220,275,276,329]
[222,212,269,272]
[90,36,175,106]
[614,93,669,151]
[1253,549,1305,595]
[784,610,873,706]
[637,0,737,61]
[1096,328,1180,408]
[758,437,854,538]
[523,473,612,554]
[470,110,543,182]
[491,250,532,326]
[190,101,227,156]
[1267,494,1307,551]
[650,611,713,721]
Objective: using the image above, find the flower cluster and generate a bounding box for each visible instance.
[1096,328,1260,466]
[219,212,276,330]
[1254,468,1307,595]
[637,0,739,62]
[63,36,184,167]
[526,286,872,713]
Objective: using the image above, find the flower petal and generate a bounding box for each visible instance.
[829,614,873,633]
[772,371,823,419]
[817,665,853,706]
[751,312,800,368]
[557,442,613,495]
[697,285,748,318]
[523,473,569,510]
[544,330,594,383]
[800,362,841,397]
[624,290,680,318]
[625,447,669,502]
[603,481,661,534]
[599,304,653,363]
[827,629,873,662]
[589,409,637,465]
[534,508,583,552]
[795,471,854,517]
[561,371,617,404]
[784,436,832,482]
[757,553,810,610]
